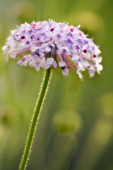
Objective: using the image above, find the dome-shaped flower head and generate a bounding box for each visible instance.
[2,20,103,79]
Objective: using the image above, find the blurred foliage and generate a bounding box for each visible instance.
[0,0,113,170]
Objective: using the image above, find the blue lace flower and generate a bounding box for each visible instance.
[2,20,103,79]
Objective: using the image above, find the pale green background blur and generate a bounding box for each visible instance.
[0,0,113,170]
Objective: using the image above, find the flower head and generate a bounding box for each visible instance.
[2,20,103,79]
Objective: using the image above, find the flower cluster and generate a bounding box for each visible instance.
[2,20,103,79]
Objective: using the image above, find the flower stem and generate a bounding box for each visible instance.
[19,68,53,170]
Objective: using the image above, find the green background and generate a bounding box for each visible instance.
[0,0,113,170]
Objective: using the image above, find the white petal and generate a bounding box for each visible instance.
[89,68,95,78]
[52,61,57,68]
[35,65,40,71]
[23,62,27,66]
[46,58,54,65]
[62,68,69,76]
[59,61,66,67]
[77,62,85,71]
[82,60,89,67]
[2,45,8,52]
[98,57,102,63]
[24,55,31,61]
[29,61,36,67]
[31,45,38,52]
[40,61,49,69]
[72,56,79,62]
[77,70,83,79]
[97,64,103,72]
[45,47,51,53]
[17,60,23,66]
[10,52,17,59]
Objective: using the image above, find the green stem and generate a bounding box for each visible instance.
[19,68,53,170]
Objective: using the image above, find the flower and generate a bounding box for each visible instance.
[2,20,103,79]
